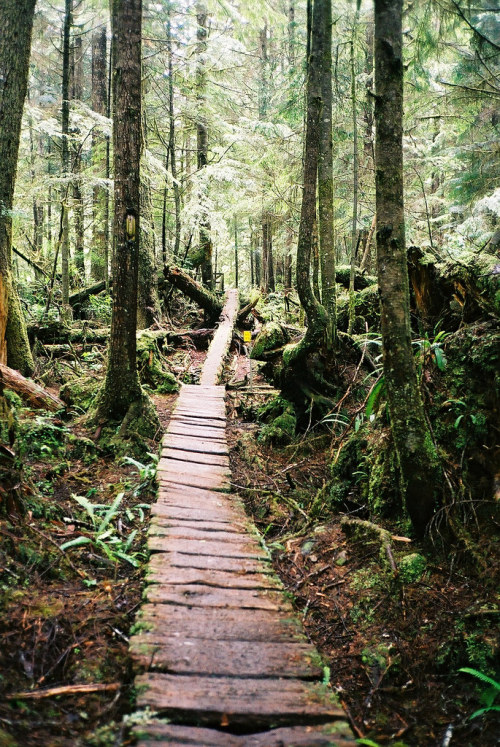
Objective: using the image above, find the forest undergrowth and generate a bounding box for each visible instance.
[0,291,498,746]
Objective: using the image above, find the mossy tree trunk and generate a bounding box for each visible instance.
[374,0,440,536]
[0,0,36,375]
[294,0,330,349]
[94,0,143,419]
[137,174,160,329]
[318,0,336,346]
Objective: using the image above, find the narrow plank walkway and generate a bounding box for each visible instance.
[129,292,354,746]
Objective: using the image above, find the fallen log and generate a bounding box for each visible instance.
[69,280,107,309]
[164,265,223,322]
[0,363,65,412]
[237,294,260,324]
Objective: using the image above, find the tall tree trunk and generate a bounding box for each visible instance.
[196,3,212,289]
[167,1,181,261]
[234,218,239,288]
[294,0,329,345]
[374,0,440,536]
[61,0,72,313]
[137,172,160,329]
[91,27,108,281]
[0,0,36,375]
[95,0,143,419]
[348,16,360,336]
[72,33,85,278]
[318,0,336,346]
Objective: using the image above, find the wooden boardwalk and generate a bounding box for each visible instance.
[129,292,354,746]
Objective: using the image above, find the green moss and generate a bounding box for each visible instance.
[136,334,179,394]
[398,553,427,583]
[60,375,100,412]
[251,321,286,359]
[257,396,297,446]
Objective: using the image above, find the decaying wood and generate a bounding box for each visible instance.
[8,682,120,699]
[69,280,107,308]
[237,294,260,323]
[0,362,64,411]
[341,517,398,575]
[28,323,214,350]
[164,265,223,321]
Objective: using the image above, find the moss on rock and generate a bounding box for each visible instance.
[251,322,287,359]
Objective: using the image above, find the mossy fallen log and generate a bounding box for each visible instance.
[164,265,223,322]
[0,362,64,412]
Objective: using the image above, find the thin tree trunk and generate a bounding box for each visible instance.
[137,172,160,329]
[234,218,239,288]
[348,17,360,336]
[196,3,212,289]
[0,0,36,374]
[61,0,72,313]
[374,0,440,536]
[167,1,181,261]
[91,27,108,281]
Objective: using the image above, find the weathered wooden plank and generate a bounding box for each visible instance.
[147,536,267,559]
[130,637,322,679]
[167,424,227,440]
[145,584,292,611]
[135,673,345,728]
[136,604,307,642]
[158,460,230,479]
[162,448,230,467]
[158,474,231,492]
[148,524,255,545]
[162,435,228,455]
[133,723,355,747]
[151,503,242,525]
[148,552,272,574]
[170,414,226,427]
[155,494,241,516]
[150,516,245,532]
[173,407,226,419]
[146,565,279,590]
[157,484,235,503]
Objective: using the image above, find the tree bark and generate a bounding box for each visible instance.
[0,363,64,412]
[348,16,360,336]
[94,0,144,419]
[0,0,36,375]
[294,0,330,346]
[91,27,109,281]
[374,0,440,536]
[137,174,160,328]
[196,3,212,289]
[61,0,72,312]
[318,0,336,345]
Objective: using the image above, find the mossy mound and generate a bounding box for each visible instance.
[251,322,287,359]
[257,396,296,445]
[60,375,100,412]
[137,333,179,394]
[337,285,380,333]
[398,553,427,583]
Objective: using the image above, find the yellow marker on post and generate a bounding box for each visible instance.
[243,330,252,389]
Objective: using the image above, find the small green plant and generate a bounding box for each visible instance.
[413,329,449,373]
[458,667,500,719]
[60,492,147,567]
[122,453,158,495]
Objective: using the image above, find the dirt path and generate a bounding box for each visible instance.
[127,293,355,745]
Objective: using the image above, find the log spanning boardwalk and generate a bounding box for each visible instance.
[129,290,354,746]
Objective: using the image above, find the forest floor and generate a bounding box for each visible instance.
[0,324,498,746]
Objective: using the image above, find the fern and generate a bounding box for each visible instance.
[459,667,500,719]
